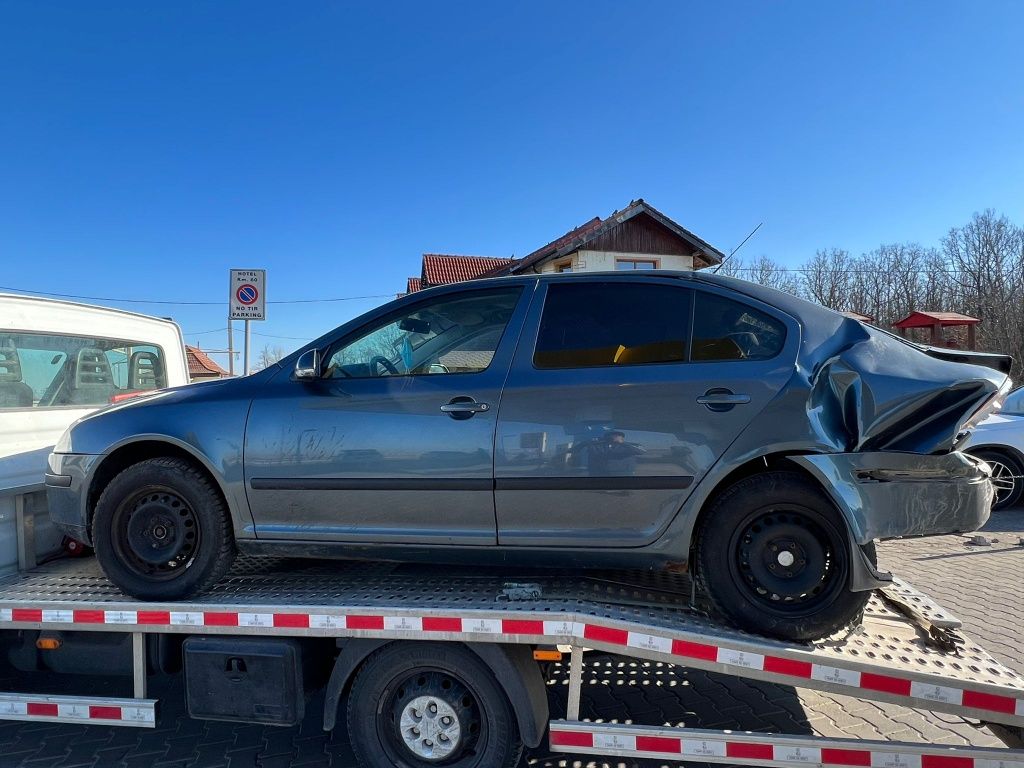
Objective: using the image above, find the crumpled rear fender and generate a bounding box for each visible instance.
[788,451,993,544]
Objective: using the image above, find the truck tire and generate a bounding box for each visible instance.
[695,471,871,641]
[93,457,235,600]
[346,642,523,768]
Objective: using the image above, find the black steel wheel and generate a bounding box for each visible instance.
[696,471,872,641]
[730,504,847,616]
[111,487,201,580]
[93,457,235,600]
[969,449,1024,510]
[347,642,522,768]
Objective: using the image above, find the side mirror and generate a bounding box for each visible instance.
[294,349,320,380]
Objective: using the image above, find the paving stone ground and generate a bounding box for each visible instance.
[0,509,1021,767]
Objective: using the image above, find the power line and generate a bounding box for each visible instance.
[183,327,229,336]
[251,330,316,341]
[0,285,393,306]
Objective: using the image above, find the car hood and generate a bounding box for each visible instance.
[70,369,274,426]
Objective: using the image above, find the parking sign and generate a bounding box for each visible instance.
[229,269,266,320]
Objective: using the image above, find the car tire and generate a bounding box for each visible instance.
[346,642,523,768]
[968,449,1023,511]
[93,457,235,600]
[695,470,871,642]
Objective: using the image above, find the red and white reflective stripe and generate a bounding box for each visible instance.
[549,725,1024,767]
[0,693,156,727]
[3,607,1022,721]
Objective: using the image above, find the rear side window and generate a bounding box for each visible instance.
[0,332,166,409]
[534,283,692,369]
[691,292,786,361]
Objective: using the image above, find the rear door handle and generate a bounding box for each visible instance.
[440,397,490,419]
[697,389,750,412]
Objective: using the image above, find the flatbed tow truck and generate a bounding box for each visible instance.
[1,486,1023,767]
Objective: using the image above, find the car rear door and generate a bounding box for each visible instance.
[243,283,532,545]
[493,276,796,547]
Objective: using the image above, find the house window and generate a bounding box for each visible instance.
[615,258,658,270]
[555,260,573,273]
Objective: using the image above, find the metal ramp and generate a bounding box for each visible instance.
[0,556,1021,763]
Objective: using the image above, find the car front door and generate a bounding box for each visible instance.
[493,277,796,547]
[243,283,531,545]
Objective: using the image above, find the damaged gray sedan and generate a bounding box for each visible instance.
[45,272,1010,641]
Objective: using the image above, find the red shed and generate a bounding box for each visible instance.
[891,311,980,349]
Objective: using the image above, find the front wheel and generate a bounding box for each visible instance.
[93,457,235,600]
[696,471,871,641]
[346,642,523,768]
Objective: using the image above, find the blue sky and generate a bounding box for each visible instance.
[1,2,1021,367]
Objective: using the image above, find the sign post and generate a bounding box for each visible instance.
[229,269,266,375]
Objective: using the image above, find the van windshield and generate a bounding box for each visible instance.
[0,332,167,409]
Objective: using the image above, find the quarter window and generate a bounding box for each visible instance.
[534,282,691,368]
[0,333,166,409]
[691,292,786,361]
[324,288,522,378]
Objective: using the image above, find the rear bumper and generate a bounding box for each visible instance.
[44,453,100,546]
[789,451,992,544]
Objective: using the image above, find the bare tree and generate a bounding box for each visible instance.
[943,210,1024,363]
[255,345,285,372]
[803,249,853,310]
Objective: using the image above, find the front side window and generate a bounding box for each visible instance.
[534,282,691,369]
[323,287,522,378]
[691,292,786,361]
[0,333,166,409]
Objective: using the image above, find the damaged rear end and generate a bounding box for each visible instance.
[793,321,1011,545]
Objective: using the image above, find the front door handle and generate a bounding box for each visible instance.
[440,397,490,420]
[697,388,751,412]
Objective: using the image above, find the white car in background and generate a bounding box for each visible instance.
[1,294,189,571]
[962,386,1024,510]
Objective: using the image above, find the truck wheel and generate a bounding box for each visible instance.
[346,642,523,768]
[968,449,1023,510]
[93,457,235,600]
[695,471,871,642]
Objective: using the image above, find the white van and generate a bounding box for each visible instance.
[1,294,189,569]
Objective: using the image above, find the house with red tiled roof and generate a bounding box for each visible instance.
[403,199,723,293]
[185,345,230,382]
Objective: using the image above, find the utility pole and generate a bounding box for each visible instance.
[244,320,251,376]
[227,321,235,376]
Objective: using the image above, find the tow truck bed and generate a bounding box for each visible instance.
[1,555,1022,765]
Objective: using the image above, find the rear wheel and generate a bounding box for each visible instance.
[346,642,522,768]
[968,449,1023,510]
[93,457,235,600]
[696,471,871,641]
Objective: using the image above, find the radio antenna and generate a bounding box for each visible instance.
[712,221,763,273]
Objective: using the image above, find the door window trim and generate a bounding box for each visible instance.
[523,278,795,372]
[319,285,527,380]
